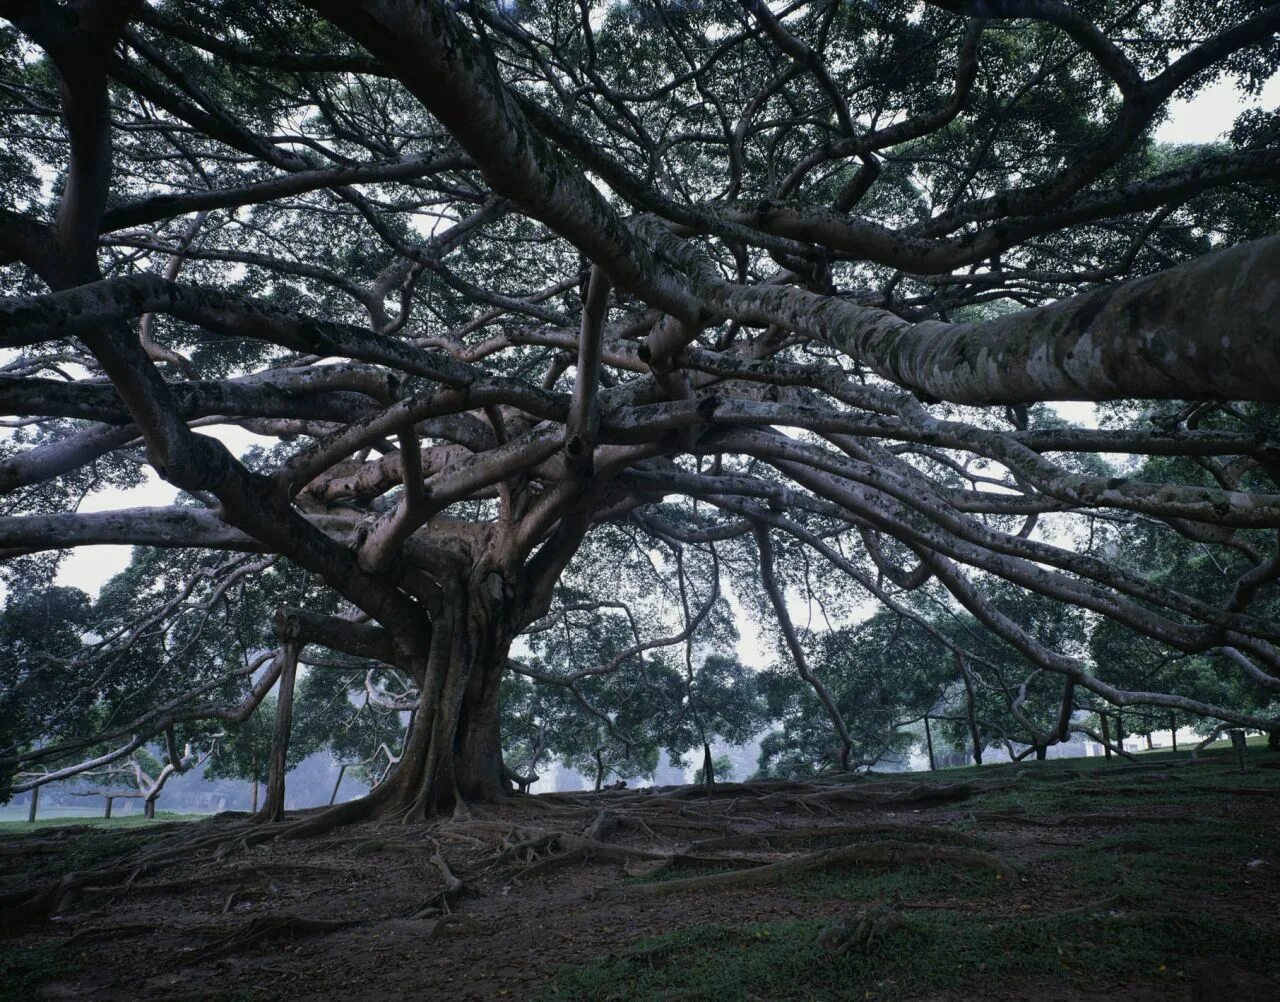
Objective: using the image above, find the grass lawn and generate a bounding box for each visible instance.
[545,744,1280,1001]
[0,811,208,836]
[1193,733,1270,750]
[2,741,1275,1001]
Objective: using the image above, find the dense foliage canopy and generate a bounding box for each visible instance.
[1,0,1278,816]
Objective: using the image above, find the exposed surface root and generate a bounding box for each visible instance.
[428,913,483,939]
[431,850,464,902]
[818,904,905,956]
[178,914,364,966]
[62,923,155,947]
[81,861,360,900]
[4,763,1273,1001]
[685,822,987,852]
[2,777,1020,936]
[610,840,1019,897]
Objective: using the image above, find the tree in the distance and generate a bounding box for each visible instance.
[201,699,276,815]
[694,754,735,786]
[756,609,956,777]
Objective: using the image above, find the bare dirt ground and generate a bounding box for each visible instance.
[3,755,1278,1002]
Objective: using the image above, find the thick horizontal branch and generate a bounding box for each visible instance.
[0,375,380,425]
[99,154,473,234]
[276,608,399,664]
[0,507,351,553]
[709,234,1280,404]
[0,507,255,551]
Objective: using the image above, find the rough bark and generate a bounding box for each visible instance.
[255,642,299,824]
[6,0,1280,818]
[366,574,519,818]
[957,653,983,767]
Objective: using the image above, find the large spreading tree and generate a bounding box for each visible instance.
[2,0,1279,820]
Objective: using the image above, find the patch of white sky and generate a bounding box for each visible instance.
[11,65,1275,619]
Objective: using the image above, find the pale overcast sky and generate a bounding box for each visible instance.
[1156,72,1280,144]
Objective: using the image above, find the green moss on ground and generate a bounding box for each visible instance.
[544,907,1270,1001]
[0,811,207,835]
[0,814,210,891]
[546,748,1279,1001]
[0,942,79,1002]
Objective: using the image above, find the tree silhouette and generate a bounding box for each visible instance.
[2,0,1278,822]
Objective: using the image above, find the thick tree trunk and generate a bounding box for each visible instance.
[1034,744,1048,762]
[451,634,508,804]
[1100,714,1113,760]
[1170,714,1178,753]
[924,715,936,772]
[27,786,38,823]
[369,575,516,819]
[250,777,259,814]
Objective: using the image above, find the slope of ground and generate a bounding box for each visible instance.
[1,748,1277,1002]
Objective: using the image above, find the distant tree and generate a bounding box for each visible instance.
[756,609,955,777]
[0,568,94,801]
[694,754,734,786]
[203,665,367,814]
[666,653,766,787]
[936,583,1091,761]
[506,561,762,790]
[202,700,276,814]
[1083,431,1280,750]
[292,668,410,801]
[519,652,684,792]
[66,740,213,818]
